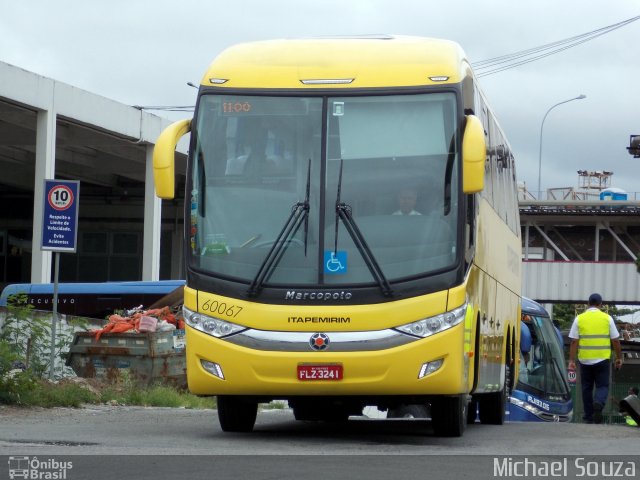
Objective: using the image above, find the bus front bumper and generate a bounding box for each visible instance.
[185,324,468,397]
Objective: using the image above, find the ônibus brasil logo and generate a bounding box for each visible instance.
[8,456,73,479]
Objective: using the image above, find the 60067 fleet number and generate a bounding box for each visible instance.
[201,299,243,318]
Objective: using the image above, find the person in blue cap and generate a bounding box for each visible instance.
[568,293,623,424]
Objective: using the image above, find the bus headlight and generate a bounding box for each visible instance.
[183,306,246,338]
[395,303,467,338]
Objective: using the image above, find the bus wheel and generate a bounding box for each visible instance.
[217,396,258,432]
[431,395,467,437]
[387,404,429,419]
[479,341,512,425]
[478,388,506,425]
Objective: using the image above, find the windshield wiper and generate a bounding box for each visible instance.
[302,158,311,256]
[334,159,393,297]
[443,133,457,216]
[246,159,311,297]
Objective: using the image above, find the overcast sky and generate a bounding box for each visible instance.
[1,0,638,198]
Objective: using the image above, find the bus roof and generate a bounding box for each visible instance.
[201,35,468,89]
[521,297,550,318]
[0,280,185,306]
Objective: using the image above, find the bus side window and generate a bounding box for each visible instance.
[465,193,476,267]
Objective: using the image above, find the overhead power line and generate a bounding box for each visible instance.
[473,15,640,78]
[135,16,639,107]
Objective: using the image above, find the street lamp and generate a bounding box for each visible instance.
[537,94,586,199]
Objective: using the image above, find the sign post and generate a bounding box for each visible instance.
[42,179,80,379]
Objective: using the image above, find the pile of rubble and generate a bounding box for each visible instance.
[92,306,184,341]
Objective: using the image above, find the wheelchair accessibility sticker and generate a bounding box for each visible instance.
[324,251,347,274]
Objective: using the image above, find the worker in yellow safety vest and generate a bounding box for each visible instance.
[568,293,623,424]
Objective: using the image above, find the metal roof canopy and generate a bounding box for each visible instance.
[0,61,187,195]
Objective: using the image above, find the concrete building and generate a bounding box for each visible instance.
[0,60,188,290]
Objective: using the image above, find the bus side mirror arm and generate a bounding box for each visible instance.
[153,119,192,199]
[462,115,486,194]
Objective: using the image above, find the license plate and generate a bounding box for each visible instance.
[297,364,343,381]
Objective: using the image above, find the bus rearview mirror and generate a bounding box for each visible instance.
[462,115,486,194]
[153,119,191,199]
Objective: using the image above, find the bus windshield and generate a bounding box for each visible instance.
[519,312,570,400]
[189,92,459,289]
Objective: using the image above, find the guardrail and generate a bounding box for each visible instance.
[519,200,640,215]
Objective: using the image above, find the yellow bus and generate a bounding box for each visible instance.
[153,35,521,437]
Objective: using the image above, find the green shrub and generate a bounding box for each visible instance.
[0,293,88,380]
[98,379,216,409]
[1,305,214,409]
[18,380,97,407]
[0,339,36,404]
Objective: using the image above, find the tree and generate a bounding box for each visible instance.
[552,303,639,329]
[552,304,577,330]
[608,305,640,322]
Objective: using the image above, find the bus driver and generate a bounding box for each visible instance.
[393,187,422,216]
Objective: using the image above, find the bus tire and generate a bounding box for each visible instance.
[217,395,258,432]
[478,355,511,425]
[479,331,513,425]
[478,388,506,425]
[431,395,467,437]
[387,404,429,419]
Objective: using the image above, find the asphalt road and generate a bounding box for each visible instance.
[1,405,639,480]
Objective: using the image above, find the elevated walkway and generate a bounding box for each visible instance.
[520,200,640,304]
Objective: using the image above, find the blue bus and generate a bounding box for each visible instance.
[0,280,185,320]
[388,297,573,423]
[508,297,573,422]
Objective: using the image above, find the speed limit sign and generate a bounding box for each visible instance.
[42,179,80,252]
[47,184,74,210]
